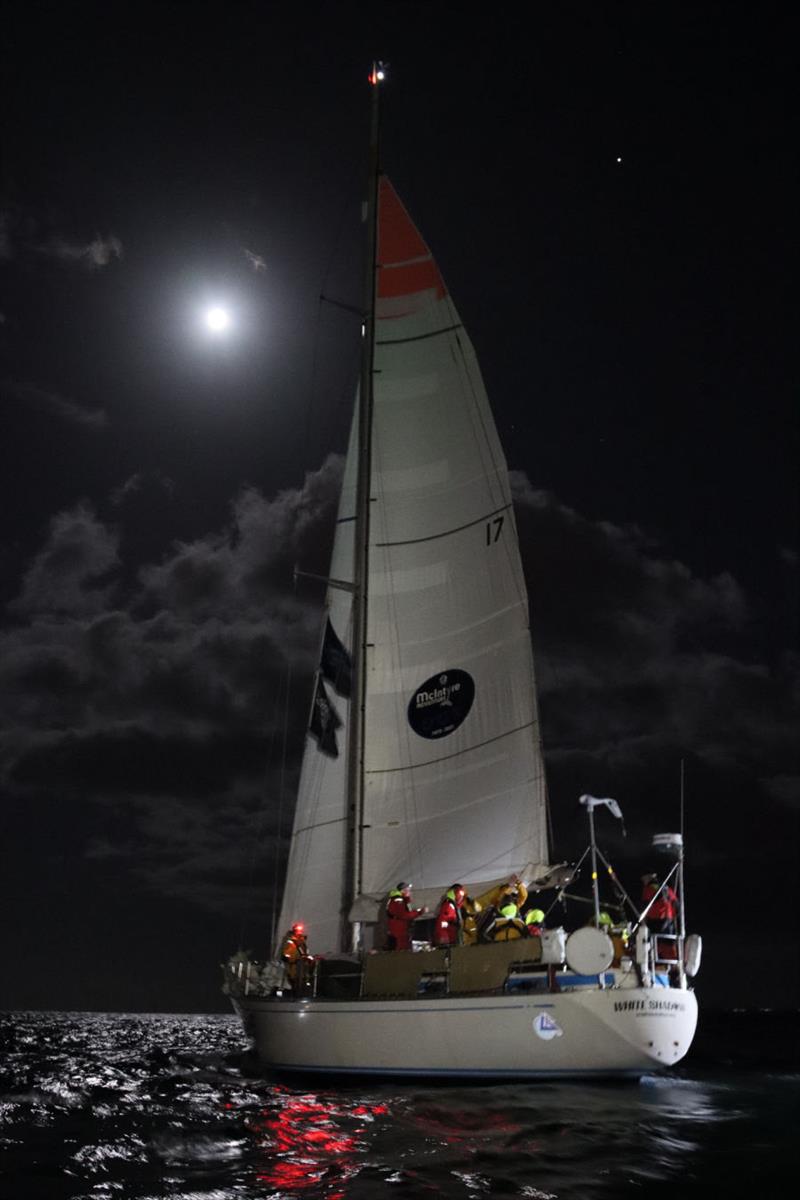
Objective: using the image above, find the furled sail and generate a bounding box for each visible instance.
[277,178,548,955]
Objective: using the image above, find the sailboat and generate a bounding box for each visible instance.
[224,67,699,1078]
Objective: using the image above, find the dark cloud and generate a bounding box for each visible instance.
[760,774,800,808]
[107,786,285,916]
[243,248,267,272]
[0,452,793,1030]
[10,503,119,617]
[110,472,175,507]
[0,201,121,270]
[2,378,107,429]
[0,211,11,260]
[0,458,344,919]
[37,232,123,269]
[2,459,796,945]
[510,476,798,801]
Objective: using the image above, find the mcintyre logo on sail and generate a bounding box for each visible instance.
[309,675,343,758]
[408,669,475,739]
[320,618,352,698]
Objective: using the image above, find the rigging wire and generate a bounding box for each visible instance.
[236,656,289,953]
[250,171,363,957]
[303,169,364,468]
[269,649,294,955]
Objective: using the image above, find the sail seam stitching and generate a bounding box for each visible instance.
[376,323,463,346]
[291,815,346,839]
[365,719,536,775]
[380,254,432,269]
[375,503,512,547]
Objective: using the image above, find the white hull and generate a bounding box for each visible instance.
[233,986,698,1079]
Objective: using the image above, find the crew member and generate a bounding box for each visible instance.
[473,876,529,936]
[433,884,466,946]
[474,876,529,940]
[461,894,483,945]
[641,873,678,934]
[524,907,545,937]
[482,893,527,941]
[385,881,426,951]
[609,918,631,967]
[279,922,311,996]
[642,872,679,978]
[587,909,629,958]
[595,910,614,930]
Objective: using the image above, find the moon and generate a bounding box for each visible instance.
[205,306,231,333]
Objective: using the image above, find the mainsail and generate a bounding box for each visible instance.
[277,178,549,954]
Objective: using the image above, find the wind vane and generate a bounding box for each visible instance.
[580,794,624,822]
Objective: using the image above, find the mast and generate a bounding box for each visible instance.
[343,63,383,952]
[587,803,601,927]
[677,758,687,987]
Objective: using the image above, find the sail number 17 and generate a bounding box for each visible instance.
[485,515,505,545]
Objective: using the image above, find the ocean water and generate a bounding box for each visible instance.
[1,1010,796,1199]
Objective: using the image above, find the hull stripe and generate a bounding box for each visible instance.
[268,1063,647,1079]
[245,1002,530,1015]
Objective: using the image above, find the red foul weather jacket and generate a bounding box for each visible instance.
[433,897,462,946]
[386,896,424,950]
[642,883,678,921]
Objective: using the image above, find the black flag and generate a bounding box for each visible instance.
[320,618,352,698]
[309,675,343,758]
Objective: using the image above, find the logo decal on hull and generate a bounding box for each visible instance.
[532,1012,563,1041]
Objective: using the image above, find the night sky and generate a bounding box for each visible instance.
[1,5,796,1014]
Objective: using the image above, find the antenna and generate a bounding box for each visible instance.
[679,758,687,986]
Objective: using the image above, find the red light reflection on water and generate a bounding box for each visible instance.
[244,1086,388,1196]
[411,1106,521,1148]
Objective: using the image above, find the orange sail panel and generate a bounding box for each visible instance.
[377,177,445,311]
